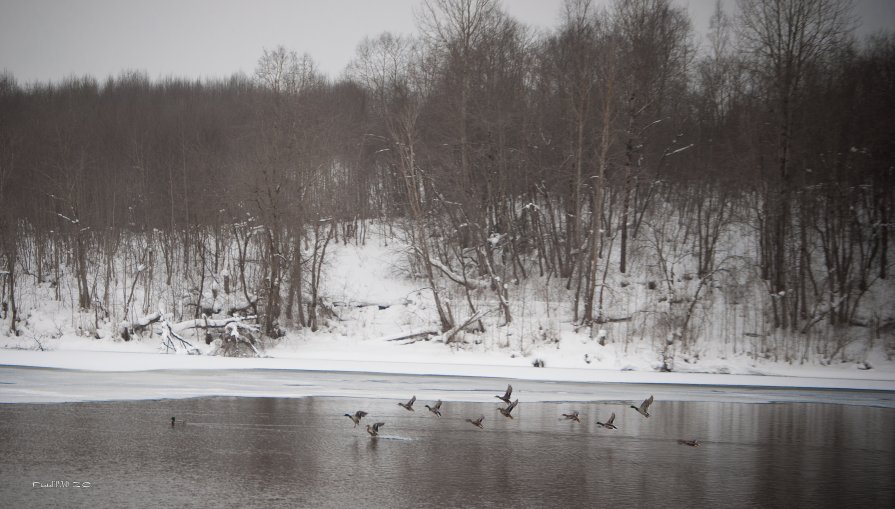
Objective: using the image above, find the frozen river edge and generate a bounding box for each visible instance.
[1,349,894,407]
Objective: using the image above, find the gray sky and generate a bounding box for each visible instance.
[1,0,893,85]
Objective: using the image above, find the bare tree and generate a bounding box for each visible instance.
[350,32,456,332]
[254,45,322,94]
[0,76,20,333]
[612,0,693,273]
[582,15,620,326]
[738,0,854,329]
[416,0,504,220]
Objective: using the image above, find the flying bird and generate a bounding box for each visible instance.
[499,399,519,419]
[425,400,443,417]
[366,422,386,437]
[630,395,654,418]
[344,410,369,427]
[496,384,513,404]
[466,415,485,429]
[561,411,581,422]
[596,412,617,429]
[398,396,416,411]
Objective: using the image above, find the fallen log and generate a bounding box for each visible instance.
[172,315,257,334]
[226,296,257,316]
[443,309,488,343]
[120,312,162,341]
[383,329,438,342]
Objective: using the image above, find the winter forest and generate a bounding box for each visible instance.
[1,0,893,372]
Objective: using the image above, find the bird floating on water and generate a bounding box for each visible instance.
[596,412,617,429]
[344,410,369,427]
[630,395,654,418]
[496,384,513,404]
[425,400,443,417]
[499,399,519,419]
[677,439,700,447]
[366,422,386,437]
[398,396,416,411]
[561,411,581,422]
[466,416,485,429]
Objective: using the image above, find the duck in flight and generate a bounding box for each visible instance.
[344,410,369,427]
[398,396,416,411]
[561,411,581,422]
[499,399,519,419]
[466,415,485,429]
[425,400,443,417]
[496,384,513,404]
[366,422,386,437]
[677,439,700,447]
[596,412,617,429]
[630,395,654,418]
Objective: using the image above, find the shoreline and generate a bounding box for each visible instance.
[2,348,894,406]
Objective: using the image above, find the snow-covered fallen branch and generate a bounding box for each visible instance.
[133,312,162,327]
[222,321,261,357]
[122,312,259,343]
[442,309,489,343]
[382,328,438,342]
[159,321,200,355]
[119,312,162,341]
[596,315,633,324]
[226,296,257,315]
[333,300,394,310]
[171,315,257,334]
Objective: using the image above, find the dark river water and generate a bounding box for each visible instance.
[1,395,893,508]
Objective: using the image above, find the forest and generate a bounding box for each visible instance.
[0,0,892,368]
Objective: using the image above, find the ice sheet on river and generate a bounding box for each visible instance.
[1,364,893,407]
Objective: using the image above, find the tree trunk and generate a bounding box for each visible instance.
[75,232,91,310]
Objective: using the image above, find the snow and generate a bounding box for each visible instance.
[1,354,893,406]
[0,347,893,390]
[2,223,894,405]
[2,333,893,406]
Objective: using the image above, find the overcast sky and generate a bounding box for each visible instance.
[1,0,893,85]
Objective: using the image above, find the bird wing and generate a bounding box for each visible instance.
[607,412,615,425]
[504,385,513,399]
[434,400,442,410]
[409,396,416,406]
[356,411,368,418]
[642,395,654,411]
[506,399,518,412]
[373,422,385,432]
[477,416,485,425]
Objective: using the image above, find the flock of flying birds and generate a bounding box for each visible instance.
[344,384,701,447]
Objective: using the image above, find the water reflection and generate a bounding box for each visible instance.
[0,397,892,508]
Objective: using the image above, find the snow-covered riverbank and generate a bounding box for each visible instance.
[2,342,894,405]
[3,229,894,402]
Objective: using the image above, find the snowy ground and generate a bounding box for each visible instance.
[1,362,893,406]
[2,342,894,405]
[2,229,894,403]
